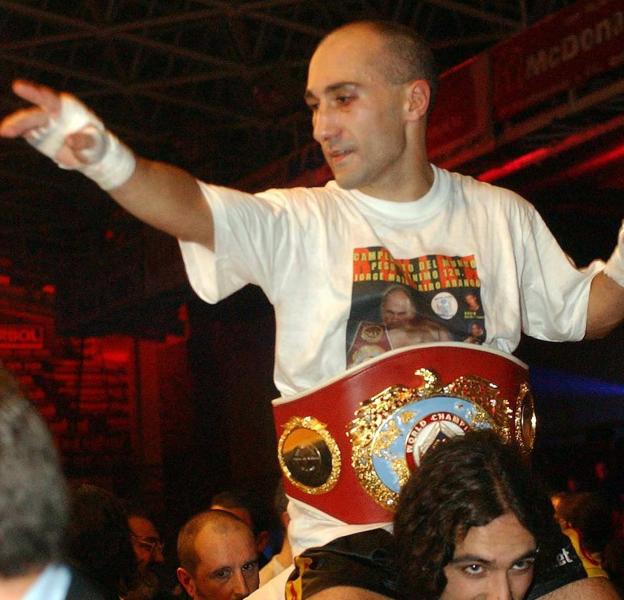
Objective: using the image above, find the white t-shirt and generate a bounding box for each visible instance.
[179,166,601,598]
[259,553,290,587]
[180,165,600,397]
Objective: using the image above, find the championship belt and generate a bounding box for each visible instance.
[273,342,535,524]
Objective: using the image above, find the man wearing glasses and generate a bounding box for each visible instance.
[129,513,166,574]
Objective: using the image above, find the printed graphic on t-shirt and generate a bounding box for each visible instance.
[346,247,486,367]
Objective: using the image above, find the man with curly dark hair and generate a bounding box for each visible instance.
[394,431,573,600]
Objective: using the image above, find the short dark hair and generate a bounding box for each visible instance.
[210,488,270,535]
[273,478,289,516]
[327,20,439,108]
[393,430,554,599]
[0,368,69,577]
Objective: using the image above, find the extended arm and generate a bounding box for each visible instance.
[110,157,214,247]
[585,272,624,339]
[0,80,215,249]
[585,221,624,339]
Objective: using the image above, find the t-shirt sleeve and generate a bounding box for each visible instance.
[516,205,603,342]
[178,181,289,304]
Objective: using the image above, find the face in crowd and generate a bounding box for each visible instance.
[440,512,537,600]
[177,511,259,600]
[129,515,165,572]
[394,431,554,600]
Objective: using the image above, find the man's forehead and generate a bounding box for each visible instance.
[307,26,386,92]
[129,515,158,535]
[452,514,536,563]
[194,526,256,569]
[197,521,254,549]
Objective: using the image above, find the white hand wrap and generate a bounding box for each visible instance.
[25,93,136,191]
[604,220,624,287]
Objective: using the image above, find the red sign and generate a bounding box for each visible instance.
[492,0,624,120]
[0,325,45,349]
[427,53,490,159]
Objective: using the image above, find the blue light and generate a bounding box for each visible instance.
[530,367,624,398]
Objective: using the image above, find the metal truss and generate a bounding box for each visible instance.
[0,0,579,292]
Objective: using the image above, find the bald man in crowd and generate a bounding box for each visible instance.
[176,510,260,600]
[210,490,272,565]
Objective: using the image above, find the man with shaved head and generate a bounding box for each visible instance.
[2,16,624,600]
[176,510,260,600]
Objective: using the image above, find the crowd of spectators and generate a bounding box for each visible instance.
[2,362,623,600]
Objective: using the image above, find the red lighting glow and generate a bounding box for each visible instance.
[478,114,624,184]
[562,144,624,178]
[102,350,130,364]
[478,148,550,182]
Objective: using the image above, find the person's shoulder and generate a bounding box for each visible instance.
[441,166,536,216]
[260,181,342,202]
[444,167,524,201]
[198,182,337,211]
[64,567,109,600]
[257,181,348,219]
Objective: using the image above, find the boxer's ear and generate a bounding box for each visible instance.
[404,79,430,121]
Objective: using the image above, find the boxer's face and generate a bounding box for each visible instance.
[306,26,418,200]
[441,513,536,600]
[381,290,416,329]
